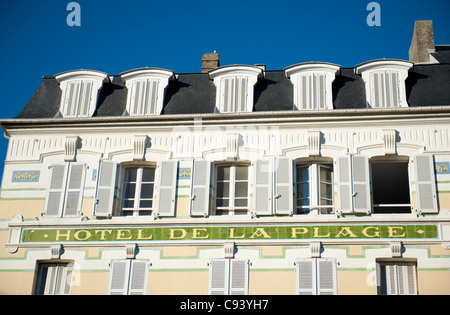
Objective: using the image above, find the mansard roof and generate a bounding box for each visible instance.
[14,63,450,119]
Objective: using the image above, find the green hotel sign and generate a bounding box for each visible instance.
[21,224,438,243]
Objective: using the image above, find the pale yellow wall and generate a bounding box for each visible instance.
[149,271,208,295]
[0,272,35,295]
[417,270,450,295]
[70,272,109,295]
[0,200,45,220]
[337,270,378,295]
[249,271,295,295]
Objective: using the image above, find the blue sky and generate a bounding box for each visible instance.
[0,0,449,182]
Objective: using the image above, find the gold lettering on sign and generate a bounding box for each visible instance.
[388,227,406,238]
[313,227,330,238]
[362,226,380,238]
[249,228,271,239]
[170,228,187,239]
[335,227,358,238]
[192,228,209,239]
[229,228,245,239]
[116,229,132,240]
[55,230,71,241]
[291,227,308,238]
[74,230,91,241]
[95,230,113,240]
[137,229,153,240]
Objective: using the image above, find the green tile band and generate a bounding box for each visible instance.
[20,224,438,243]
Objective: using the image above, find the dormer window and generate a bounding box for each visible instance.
[55,70,109,118]
[355,60,413,108]
[209,65,263,113]
[284,62,340,111]
[121,68,175,116]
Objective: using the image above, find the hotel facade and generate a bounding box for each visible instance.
[1,21,450,295]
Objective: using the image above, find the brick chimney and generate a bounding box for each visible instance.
[201,51,220,73]
[409,20,435,63]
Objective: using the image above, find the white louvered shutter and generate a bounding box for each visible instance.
[254,158,273,215]
[352,155,371,213]
[64,163,85,216]
[79,81,93,117]
[108,260,130,295]
[414,154,438,213]
[190,160,211,216]
[130,80,142,115]
[274,157,293,215]
[128,261,148,295]
[297,259,315,295]
[64,82,80,117]
[221,78,232,113]
[230,260,248,295]
[156,160,178,216]
[337,156,352,213]
[236,76,248,112]
[94,160,118,217]
[209,260,228,295]
[45,164,68,216]
[317,259,336,295]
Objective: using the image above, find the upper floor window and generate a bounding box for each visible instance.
[121,68,175,116]
[120,166,155,216]
[355,59,413,109]
[296,161,334,215]
[55,70,109,118]
[284,62,340,111]
[209,65,263,113]
[214,163,249,216]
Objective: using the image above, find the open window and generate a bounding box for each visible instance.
[371,157,411,214]
[296,159,334,215]
[120,165,156,216]
[214,163,249,216]
[377,260,417,295]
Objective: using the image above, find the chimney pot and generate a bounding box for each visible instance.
[409,20,435,63]
[202,52,220,73]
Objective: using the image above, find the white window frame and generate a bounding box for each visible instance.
[208,259,249,295]
[296,258,337,295]
[108,260,149,295]
[119,165,156,216]
[377,261,417,295]
[209,65,263,113]
[355,59,413,109]
[35,262,74,295]
[214,163,250,216]
[121,68,175,116]
[295,162,334,215]
[44,162,86,218]
[55,70,109,118]
[284,62,340,111]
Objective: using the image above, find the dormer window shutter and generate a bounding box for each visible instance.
[355,59,412,109]
[56,70,108,118]
[285,63,340,111]
[209,65,263,114]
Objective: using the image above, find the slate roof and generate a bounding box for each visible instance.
[14,63,450,120]
[431,45,450,64]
